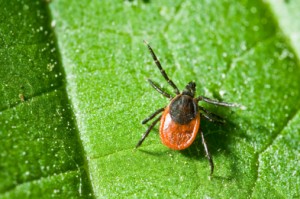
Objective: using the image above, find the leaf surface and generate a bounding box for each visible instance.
[1,0,299,198]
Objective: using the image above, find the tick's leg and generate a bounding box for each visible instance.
[199,106,225,124]
[197,96,238,107]
[200,129,214,175]
[148,79,173,99]
[142,107,164,124]
[136,116,161,148]
[144,40,180,95]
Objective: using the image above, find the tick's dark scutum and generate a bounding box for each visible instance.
[169,95,198,124]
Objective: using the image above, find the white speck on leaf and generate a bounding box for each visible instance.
[51,20,56,28]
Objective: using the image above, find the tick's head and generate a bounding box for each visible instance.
[182,81,196,97]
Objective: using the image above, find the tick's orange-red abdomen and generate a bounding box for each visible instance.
[160,106,200,150]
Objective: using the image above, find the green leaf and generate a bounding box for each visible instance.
[0,1,93,198]
[1,0,299,198]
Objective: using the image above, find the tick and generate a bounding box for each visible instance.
[136,41,237,175]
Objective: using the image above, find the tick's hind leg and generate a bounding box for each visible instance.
[200,129,214,176]
[199,106,225,124]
